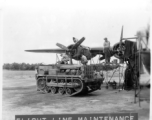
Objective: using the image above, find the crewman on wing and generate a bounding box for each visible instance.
[103,37,111,63]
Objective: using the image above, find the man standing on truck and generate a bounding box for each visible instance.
[103,37,111,63]
[60,53,69,64]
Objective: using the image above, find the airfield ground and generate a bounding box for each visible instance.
[2,70,150,120]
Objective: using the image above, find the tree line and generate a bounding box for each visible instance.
[3,63,44,70]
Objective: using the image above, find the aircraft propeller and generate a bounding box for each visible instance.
[117,26,125,57]
[71,37,85,50]
[56,37,85,64]
[112,26,126,59]
[119,26,123,50]
[113,26,138,60]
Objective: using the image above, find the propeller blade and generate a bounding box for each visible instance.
[56,43,69,51]
[120,26,123,42]
[71,37,85,50]
[119,26,123,50]
[122,37,138,40]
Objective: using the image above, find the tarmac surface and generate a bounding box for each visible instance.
[2,70,150,120]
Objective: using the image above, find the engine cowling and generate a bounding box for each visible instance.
[112,42,125,59]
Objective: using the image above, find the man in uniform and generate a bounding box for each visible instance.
[60,53,69,64]
[73,37,78,43]
[81,54,88,65]
[103,37,111,63]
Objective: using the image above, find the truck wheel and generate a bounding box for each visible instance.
[51,87,58,94]
[42,86,50,94]
[66,88,73,95]
[74,79,82,92]
[58,87,65,95]
[37,78,46,90]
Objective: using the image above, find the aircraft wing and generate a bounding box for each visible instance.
[25,49,65,53]
[90,47,115,60]
[90,47,104,55]
[90,47,114,54]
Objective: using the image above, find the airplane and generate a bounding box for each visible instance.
[25,27,126,64]
[26,25,150,69]
[25,26,150,91]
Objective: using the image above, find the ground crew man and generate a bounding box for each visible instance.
[60,53,69,64]
[73,37,79,43]
[103,37,111,63]
[81,54,88,65]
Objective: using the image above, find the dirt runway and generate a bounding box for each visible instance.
[2,70,150,120]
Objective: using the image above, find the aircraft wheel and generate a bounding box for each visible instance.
[51,87,58,94]
[66,88,73,95]
[58,87,65,95]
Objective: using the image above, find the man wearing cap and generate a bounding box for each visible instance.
[73,37,79,43]
[103,38,111,63]
[60,53,69,64]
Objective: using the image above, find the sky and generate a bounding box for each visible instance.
[1,0,151,64]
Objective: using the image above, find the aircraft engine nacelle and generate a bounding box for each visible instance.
[112,42,125,59]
